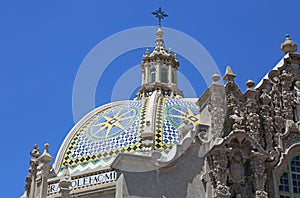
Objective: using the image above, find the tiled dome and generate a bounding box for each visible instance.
[54,95,199,175]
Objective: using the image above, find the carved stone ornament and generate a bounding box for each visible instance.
[255,190,268,198]
[259,89,274,151]
[280,69,294,120]
[208,129,270,198]
[251,154,267,198]
[209,103,225,139]
[229,149,245,184]
[21,144,54,198]
[230,107,245,131]
[245,101,261,143]
[208,78,226,141]
[294,80,300,121]
[214,184,231,198]
[212,151,229,185]
[207,42,300,198]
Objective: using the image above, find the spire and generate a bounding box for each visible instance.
[151,7,168,54]
[153,25,166,53]
[223,66,236,83]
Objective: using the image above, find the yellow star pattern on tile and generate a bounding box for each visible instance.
[90,108,136,138]
[169,106,200,129]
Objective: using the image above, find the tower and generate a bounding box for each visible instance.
[137,25,183,99]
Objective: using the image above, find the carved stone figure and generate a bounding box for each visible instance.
[280,70,294,120]
[230,107,245,131]
[251,156,267,198]
[260,89,271,105]
[212,152,229,185]
[272,88,282,117]
[246,101,261,143]
[227,93,237,110]
[294,81,300,121]
[282,90,294,120]
[260,89,274,151]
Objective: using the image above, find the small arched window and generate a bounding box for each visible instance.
[150,68,156,83]
[278,155,300,197]
[161,67,168,83]
[172,70,176,83]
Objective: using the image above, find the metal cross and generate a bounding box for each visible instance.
[151,7,168,25]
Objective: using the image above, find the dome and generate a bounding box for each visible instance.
[54,94,199,175]
[53,25,202,176]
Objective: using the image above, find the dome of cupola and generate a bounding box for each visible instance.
[53,94,200,176]
[53,10,201,175]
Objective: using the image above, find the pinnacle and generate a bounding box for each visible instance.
[211,73,221,82]
[246,78,255,88]
[281,34,297,54]
[223,66,236,82]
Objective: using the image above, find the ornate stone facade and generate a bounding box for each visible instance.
[20,23,300,197]
[207,35,300,198]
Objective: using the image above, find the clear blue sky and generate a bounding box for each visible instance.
[0,1,299,197]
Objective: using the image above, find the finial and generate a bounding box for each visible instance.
[156,25,164,39]
[153,22,166,53]
[30,144,41,158]
[40,143,53,163]
[151,7,168,26]
[223,66,236,82]
[211,73,221,83]
[281,34,297,54]
[44,143,49,152]
[246,78,255,88]
[145,48,149,55]
[168,47,172,54]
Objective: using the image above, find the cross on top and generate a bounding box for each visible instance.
[151,7,168,26]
